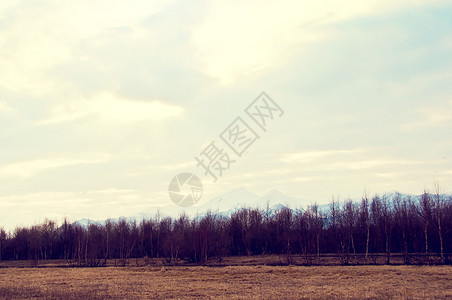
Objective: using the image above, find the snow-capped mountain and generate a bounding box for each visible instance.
[195,188,260,213]
[258,189,307,210]
[72,218,104,227]
[72,189,450,226]
[136,188,308,220]
[73,188,310,226]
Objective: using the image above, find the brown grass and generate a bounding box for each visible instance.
[0,253,444,268]
[0,265,451,299]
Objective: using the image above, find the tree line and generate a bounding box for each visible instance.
[0,191,451,265]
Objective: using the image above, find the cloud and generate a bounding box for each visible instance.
[0,0,21,15]
[0,101,14,113]
[402,99,452,130]
[0,0,175,95]
[281,149,365,163]
[374,172,404,179]
[287,176,323,183]
[325,159,420,171]
[0,188,146,231]
[436,170,452,176]
[0,153,110,178]
[40,92,185,124]
[1,0,451,230]
[190,0,444,85]
[280,148,424,173]
[160,161,197,171]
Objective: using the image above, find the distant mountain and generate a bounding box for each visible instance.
[72,218,104,227]
[194,187,260,214]
[74,189,442,227]
[73,188,311,226]
[258,189,307,210]
[134,188,308,220]
[177,188,309,217]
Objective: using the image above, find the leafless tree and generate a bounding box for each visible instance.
[0,190,451,265]
[0,227,6,261]
[420,191,432,254]
[360,195,370,261]
[434,182,445,262]
[394,194,409,263]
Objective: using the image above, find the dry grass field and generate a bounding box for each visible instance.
[0,264,451,299]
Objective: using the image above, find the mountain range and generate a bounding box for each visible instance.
[74,188,437,227]
[74,188,313,226]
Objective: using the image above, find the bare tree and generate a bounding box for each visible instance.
[329,197,339,254]
[344,200,356,255]
[382,196,392,264]
[434,182,445,263]
[420,191,432,254]
[394,194,409,263]
[0,227,6,261]
[361,194,370,261]
[275,207,293,264]
[308,204,323,257]
[104,219,113,265]
[0,190,451,265]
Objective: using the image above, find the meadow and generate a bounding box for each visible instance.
[0,263,451,299]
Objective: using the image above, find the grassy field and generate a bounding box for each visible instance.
[0,264,451,299]
[0,253,446,268]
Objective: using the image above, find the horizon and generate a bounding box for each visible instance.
[2,186,451,232]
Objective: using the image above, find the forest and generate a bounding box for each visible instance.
[0,191,451,266]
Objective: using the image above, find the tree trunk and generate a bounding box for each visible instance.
[385,222,391,264]
[402,227,408,264]
[350,232,356,254]
[104,230,109,266]
[316,233,320,257]
[438,215,444,262]
[424,220,429,254]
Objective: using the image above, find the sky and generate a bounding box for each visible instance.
[0,0,451,231]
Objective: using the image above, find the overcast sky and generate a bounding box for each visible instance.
[1,0,451,231]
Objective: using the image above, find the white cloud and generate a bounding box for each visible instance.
[0,153,110,178]
[0,188,146,231]
[40,92,185,124]
[280,149,424,173]
[0,101,13,113]
[288,176,323,183]
[314,159,421,171]
[190,0,441,85]
[161,161,196,171]
[281,149,365,163]
[0,0,20,15]
[436,170,452,176]
[402,99,452,130]
[374,172,402,179]
[1,0,450,229]
[0,0,174,95]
